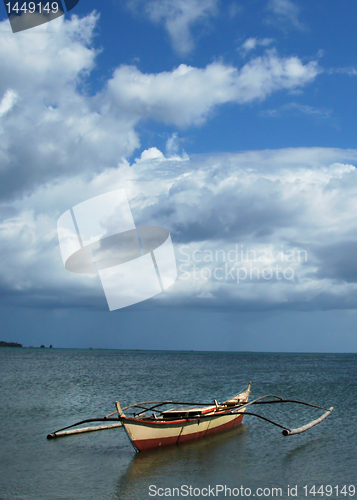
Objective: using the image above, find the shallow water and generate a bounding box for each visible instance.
[0,349,356,499]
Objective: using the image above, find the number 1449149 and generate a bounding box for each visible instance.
[303,485,356,497]
[5,2,60,14]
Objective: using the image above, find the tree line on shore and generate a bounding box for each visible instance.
[0,341,23,347]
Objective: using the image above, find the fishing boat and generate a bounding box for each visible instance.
[116,383,251,452]
[47,382,333,452]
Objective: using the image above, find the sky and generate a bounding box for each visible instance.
[1,0,357,351]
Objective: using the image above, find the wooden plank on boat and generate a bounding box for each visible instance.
[161,406,212,420]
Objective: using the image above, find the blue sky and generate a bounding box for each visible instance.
[1,0,357,351]
[76,0,357,154]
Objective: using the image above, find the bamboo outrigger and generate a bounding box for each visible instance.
[47,382,333,452]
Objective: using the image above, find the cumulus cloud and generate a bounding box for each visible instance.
[126,0,218,55]
[0,12,319,202]
[119,149,357,312]
[107,52,319,127]
[2,147,357,313]
[139,147,165,161]
[0,13,140,201]
[0,12,98,98]
[1,11,348,314]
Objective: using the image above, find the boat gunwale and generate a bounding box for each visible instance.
[120,383,252,414]
[120,402,249,427]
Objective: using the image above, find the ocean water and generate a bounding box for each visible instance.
[0,349,356,500]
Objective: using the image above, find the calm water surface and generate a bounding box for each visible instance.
[0,349,356,499]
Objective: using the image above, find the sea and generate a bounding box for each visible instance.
[0,348,356,500]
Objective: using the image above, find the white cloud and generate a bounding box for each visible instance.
[136,141,188,163]
[327,67,357,76]
[0,13,98,99]
[119,149,357,312]
[0,11,347,314]
[0,12,320,201]
[139,147,165,161]
[165,132,186,157]
[107,52,319,127]
[0,13,140,200]
[266,0,304,30]
[127,0,218,55]
[0,90,18,117]
[2,147,357,312]
[240,37,274,53]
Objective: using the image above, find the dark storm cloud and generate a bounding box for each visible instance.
[135,177,298,243]
[314,241,357,284]
[1,148,357,313]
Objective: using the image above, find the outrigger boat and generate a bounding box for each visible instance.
[47,382,333,452]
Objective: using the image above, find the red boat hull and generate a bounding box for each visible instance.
[122,410,245,452]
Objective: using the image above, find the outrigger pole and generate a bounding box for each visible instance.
[47,395,333,440]
[47,419,123,439]
[230,394,334,436]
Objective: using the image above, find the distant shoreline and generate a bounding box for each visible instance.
[0,343,356,354]
[0,341,23,348]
